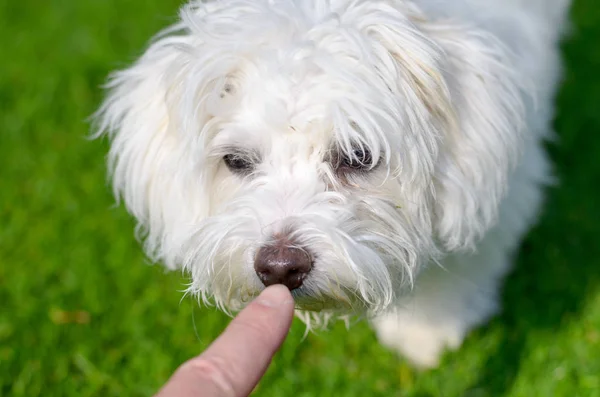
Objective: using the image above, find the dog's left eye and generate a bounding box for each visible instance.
[223,154,253,174]
[338,148,373,172]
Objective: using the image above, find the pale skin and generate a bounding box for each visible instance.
[154,285,295,397]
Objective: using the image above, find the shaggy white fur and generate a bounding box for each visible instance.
[95,0,571,367]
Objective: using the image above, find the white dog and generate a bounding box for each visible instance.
[95,0,571,367]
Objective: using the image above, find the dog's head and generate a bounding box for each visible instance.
[95,0,523,319]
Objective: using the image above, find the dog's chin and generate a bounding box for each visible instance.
[290,288,367,314]
[213,284,368,317]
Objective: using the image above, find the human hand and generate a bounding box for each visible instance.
[154,284,295,397]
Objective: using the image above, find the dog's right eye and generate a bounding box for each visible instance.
[340,147,373,171]
[223,154,253,174]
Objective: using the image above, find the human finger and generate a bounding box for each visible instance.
[154,284,295,397]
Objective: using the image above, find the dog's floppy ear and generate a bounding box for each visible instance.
[426,24,526,251]
[93,32,193,264]
[365,6,526,251]
[93,19,238,264]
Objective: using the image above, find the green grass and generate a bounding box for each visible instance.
[1,1,600,396]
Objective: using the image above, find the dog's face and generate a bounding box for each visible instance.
[96,0,523,319]
[190,60,433,314]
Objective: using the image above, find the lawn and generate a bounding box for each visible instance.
[1,1,600,396]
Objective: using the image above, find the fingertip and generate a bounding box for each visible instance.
[255,284,295,310]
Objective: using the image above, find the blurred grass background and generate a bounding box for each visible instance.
[1,0,600,396]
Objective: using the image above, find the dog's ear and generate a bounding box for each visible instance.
[425,24,527,251]
[368,8,526,251]
[93,21,239,264]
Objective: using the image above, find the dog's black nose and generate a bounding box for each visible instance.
[254,244,312,290]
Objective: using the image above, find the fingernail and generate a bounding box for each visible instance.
[256,285,295,308]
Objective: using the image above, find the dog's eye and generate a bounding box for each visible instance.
[339,148,373,171]
[223,154,253,174]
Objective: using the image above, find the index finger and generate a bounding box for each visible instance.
[155,285,295,397]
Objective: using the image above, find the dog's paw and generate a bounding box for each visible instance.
[372,313,465,369]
